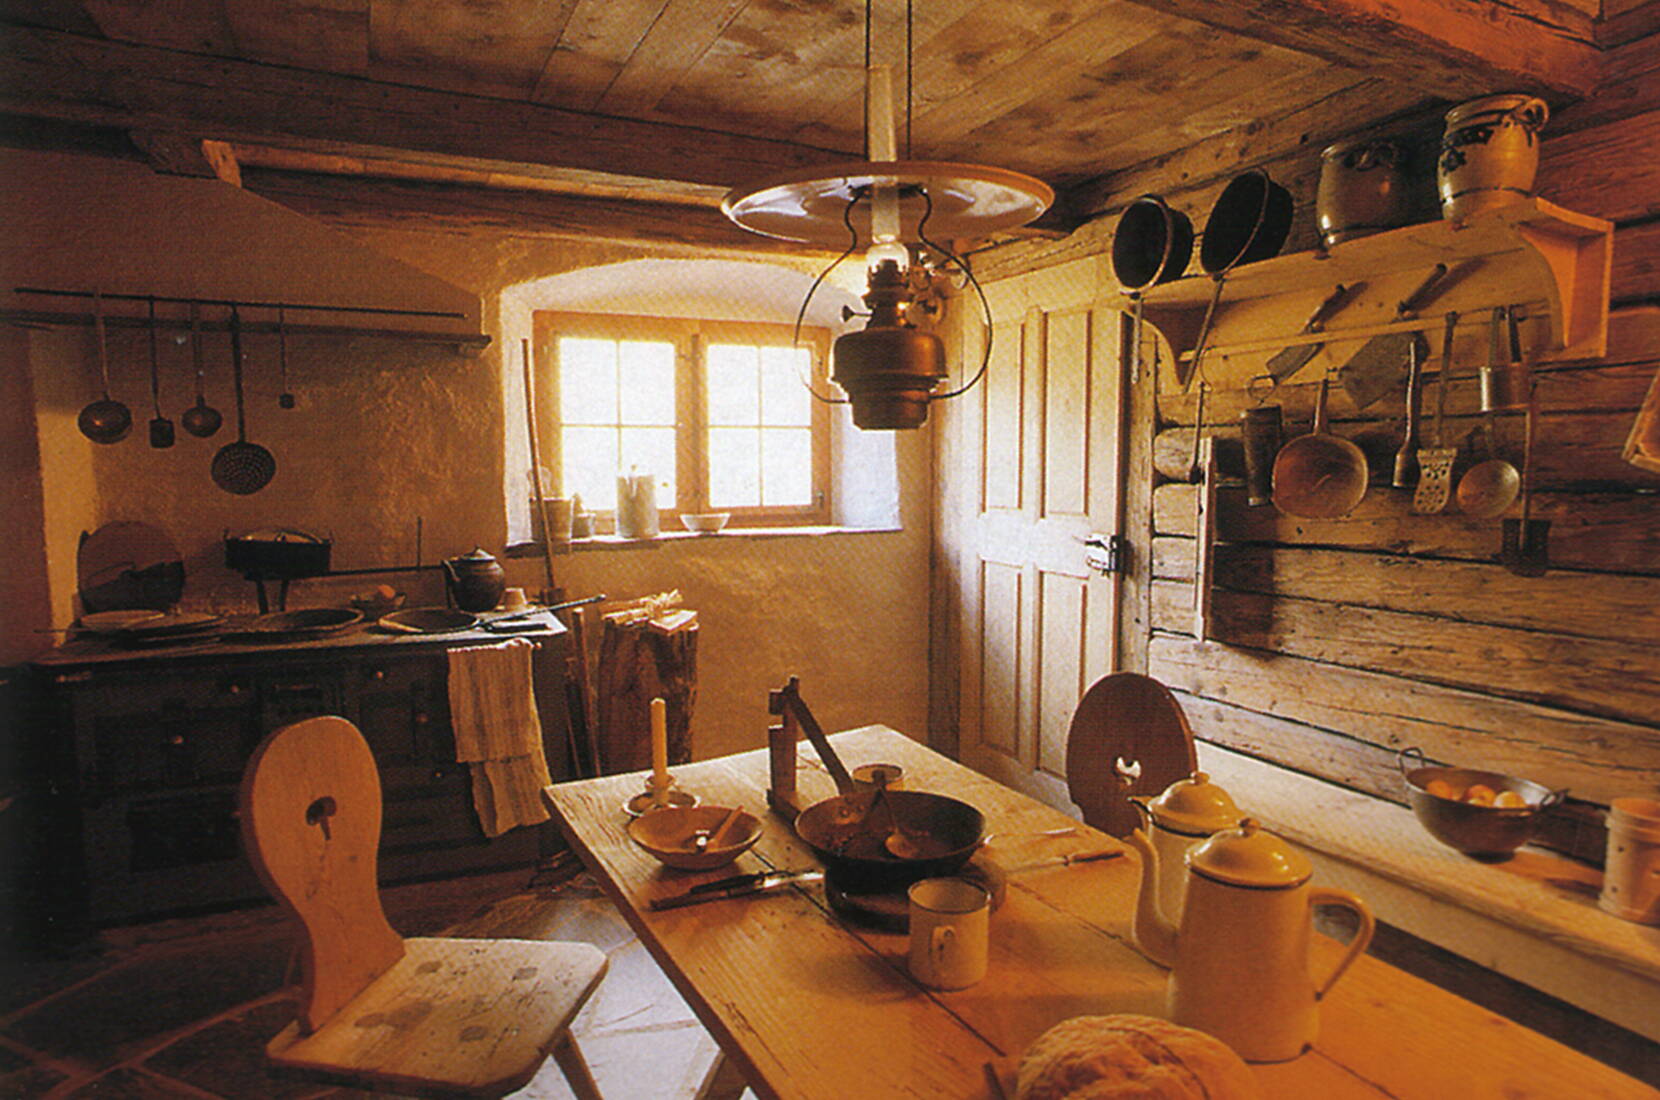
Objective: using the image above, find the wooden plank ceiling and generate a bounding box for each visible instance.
[0,0,1611,247]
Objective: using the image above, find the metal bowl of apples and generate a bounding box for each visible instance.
[1398,747,1566,860]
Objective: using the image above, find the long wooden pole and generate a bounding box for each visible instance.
[522,337,557,600]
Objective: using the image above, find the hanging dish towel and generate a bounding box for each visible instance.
[447,638,552,837]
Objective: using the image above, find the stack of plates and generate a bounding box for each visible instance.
[104,612,228,646]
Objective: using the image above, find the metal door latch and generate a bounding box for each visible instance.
[1082,533,1129,576]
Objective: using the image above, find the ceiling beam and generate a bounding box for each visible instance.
[241,169,834,258]
[1116,0,1601,101]
[0,22,846,191]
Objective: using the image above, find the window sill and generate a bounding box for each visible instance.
[505,525,902,557]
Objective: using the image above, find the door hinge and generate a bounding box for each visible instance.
[1083,533,1130,576]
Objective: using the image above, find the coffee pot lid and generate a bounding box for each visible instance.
[1187,818,1312,888]
[1146,771,1244,835]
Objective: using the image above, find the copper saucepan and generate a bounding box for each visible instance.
[1272,372,1369,518]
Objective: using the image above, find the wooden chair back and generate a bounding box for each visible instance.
[240,715,404,1033]
[1065,672,1199,837]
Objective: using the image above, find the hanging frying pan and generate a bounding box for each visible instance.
[1183,169,1295,390]
[1113,195,1194,378]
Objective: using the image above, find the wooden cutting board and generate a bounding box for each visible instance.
[1064,673,1198,837]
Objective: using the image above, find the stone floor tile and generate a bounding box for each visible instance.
[575,938,695,1039]
[6,933,291,1066]
[511,1019,720,1100]
[143,998,316,1099]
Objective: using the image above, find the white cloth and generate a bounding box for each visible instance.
[446,639,552,837]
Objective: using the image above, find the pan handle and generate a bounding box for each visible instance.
[1396,745,1429,781]
[1540,787,1568,811]
[773,678,856,795]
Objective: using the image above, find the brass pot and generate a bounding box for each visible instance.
[1437,94,1549,220]
[1317,138,1412,246]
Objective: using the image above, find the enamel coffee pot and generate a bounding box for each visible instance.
[1130,771,1243,933]
[1127,818,1375,1062]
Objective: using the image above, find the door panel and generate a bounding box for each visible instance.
[979,561,1025,758]
[956,287,1129,809]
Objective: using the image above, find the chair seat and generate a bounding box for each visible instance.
[269,937,607,1098]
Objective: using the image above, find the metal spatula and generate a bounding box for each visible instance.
[1265,283,1358,382]
[1413,311,1460,513]
[1338,263,1448,411]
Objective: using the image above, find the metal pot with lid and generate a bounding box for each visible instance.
[443,548,506,612]
[1132,771,1244,926]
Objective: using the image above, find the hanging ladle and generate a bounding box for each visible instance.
[145,297,175,449]
[77,289,132,444]
[1455,308,1521,518]
[181,301,222,438]
[276,305,296,409]
[1499,384,1549,576]
[210,307,277,495]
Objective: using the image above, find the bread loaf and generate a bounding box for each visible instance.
[1016,1014,1260,1100]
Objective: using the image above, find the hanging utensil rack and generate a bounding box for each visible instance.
[5,286,489,351]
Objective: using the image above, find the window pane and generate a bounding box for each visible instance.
[620,427,676,508]
[618,341,676,425]
[762,428,813,506]
[562,426,618,509]
[560,338,617,424]
[760,347,812,426]
[708,427,760,507]
[707,344,759,426]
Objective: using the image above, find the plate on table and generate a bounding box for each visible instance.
[230,608,364,641]
[80,609,165,634]
[377,607,479,634]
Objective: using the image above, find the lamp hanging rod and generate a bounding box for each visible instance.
[14,286,466,320]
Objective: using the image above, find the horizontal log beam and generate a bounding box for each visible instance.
[1150,637,1660,804]
[1152,482,1660,574]
[242,169,829,257]
[1117,0,1600,101]
[0,23,843,191]
[1150,580,1660,726]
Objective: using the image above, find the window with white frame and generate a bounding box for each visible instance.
[534,311,832,529]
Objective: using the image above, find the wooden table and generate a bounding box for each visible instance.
[544,726,1654,1100]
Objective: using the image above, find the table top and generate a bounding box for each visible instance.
[543,725,1655,1100]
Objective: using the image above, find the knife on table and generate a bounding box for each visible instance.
[650,870,824,910]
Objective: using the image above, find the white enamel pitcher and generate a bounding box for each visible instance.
[1130,771,1243,934]
[1127,818,1375,1062]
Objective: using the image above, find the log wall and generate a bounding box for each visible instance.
[971,58,1660,864]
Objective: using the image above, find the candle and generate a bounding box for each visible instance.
[651,697,669,788]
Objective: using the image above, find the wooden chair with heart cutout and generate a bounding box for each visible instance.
[240,715,607,1098]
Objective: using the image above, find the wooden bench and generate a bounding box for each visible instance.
[1196,742,1660,1045]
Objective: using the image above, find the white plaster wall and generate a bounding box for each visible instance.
[2,150,936,762]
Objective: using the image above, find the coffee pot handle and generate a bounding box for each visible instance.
[1309,887,1375,1000]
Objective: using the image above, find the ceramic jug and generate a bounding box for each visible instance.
[1438,93,1549,219]
[1130,771,1243,933]
[442,548,505,613]
[1127,818,1375,1062]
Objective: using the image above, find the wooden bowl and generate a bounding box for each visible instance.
[627,806,762,870]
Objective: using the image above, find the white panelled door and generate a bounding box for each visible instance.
[954,273,1129,809]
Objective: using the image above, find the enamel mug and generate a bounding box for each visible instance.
[908,877,990,990]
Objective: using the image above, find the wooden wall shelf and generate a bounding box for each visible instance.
[1141,198,1613,371]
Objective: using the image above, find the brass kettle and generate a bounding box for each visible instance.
[1127,818,1374,1062]
[442,548,506,613]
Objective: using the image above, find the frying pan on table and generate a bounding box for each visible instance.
[776,682,985,895]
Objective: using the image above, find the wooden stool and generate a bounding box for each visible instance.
[240,715,607,1098]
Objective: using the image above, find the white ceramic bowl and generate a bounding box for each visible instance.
[681,512,731,534]
[627,805,762,870]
